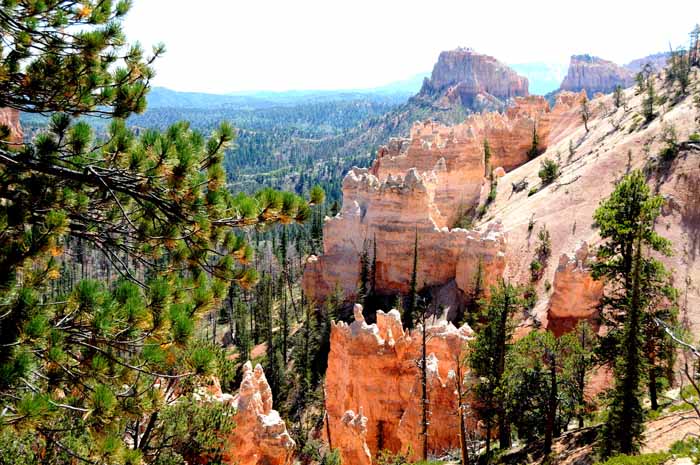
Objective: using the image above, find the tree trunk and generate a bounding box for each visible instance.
[544,351,557,455]
[421,317,429,461]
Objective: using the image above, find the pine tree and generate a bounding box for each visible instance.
[0,2,317,461]
[643,76,656,123]
[613,85,624,109]
[404,230,419,330]
[468,280,521,455]
[561,321,597,429]
[592,171,675,456]
[580,95,591,132]
[527,124,541,159]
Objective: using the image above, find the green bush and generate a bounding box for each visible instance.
[530,259,543,281]
[689,132,700,142]
[670,437,700,462]
[321,448,343,465]
[593,452,670,465]
[538,158,560,185]
[528,186,539,196]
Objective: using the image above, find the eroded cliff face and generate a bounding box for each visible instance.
[414,48,528,113]
[560,54,633,95]
[325,305,476,464]
[303,95,583,305]
[210,362,295,465]
[0,107,23,145]
[546,242,604,336]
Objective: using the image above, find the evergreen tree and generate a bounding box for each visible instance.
[527,124,541,159]
[468,280,521,455]
[0,2,316,461]
[580,95,591,132]
[561,321,597,429]
[592,171,675,456]
[614,85,624,109]
[403,230,419,330]
[642,75,656,123]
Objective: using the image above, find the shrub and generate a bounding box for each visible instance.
[530,259,543,281]
[660,124,679,161]
[321,449,343,465]
[593,452,670,465]
[538,158,560,185]
[669,437,700,463]
[690,133,700,142]
[528,186,539,196]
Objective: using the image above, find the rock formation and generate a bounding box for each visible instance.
[303,95,583,305]
[624,52,670,74]
[0,107,23,145]
[210,362,295,465]
[414,48,529,113]
[560,54,633,95]
[325,304,477,464]
[546,242,604,336]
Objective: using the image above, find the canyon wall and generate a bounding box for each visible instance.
[560,54,633,95]
[325,304,476,464]
[0,107,23,145]
[303,94,583,305]
[414,48,528,113]
[546,242,604,336]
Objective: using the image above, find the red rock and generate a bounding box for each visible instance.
[325,305,477,463]
[0,107,23,145]
[303,96,583,305]
[213,362,295,465]
[419,48,528,107]
[560,55,633,96]
[545,242,604,337]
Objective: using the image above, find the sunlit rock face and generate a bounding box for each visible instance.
[302,95,584,305]
[0,107,23,144]
[559,55,633,96]
[416,48,529,111]
[325,304,476,464]
[546,242,604,336]
[209,362,295,465]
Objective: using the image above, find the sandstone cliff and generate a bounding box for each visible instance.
[303,94,583,305]
[560,54,633,95]
[0,107,23,145]
[325,304,476,464]
[210,362,295,465]
[414,48,529,113]
[479,76,700,334]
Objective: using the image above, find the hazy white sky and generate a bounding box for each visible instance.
[123,0,697,94]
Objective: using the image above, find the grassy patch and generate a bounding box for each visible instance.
[593,452,670,465]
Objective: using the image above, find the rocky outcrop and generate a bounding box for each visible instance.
[303,95,583,305]
[546,242,604,336]
[415,48,528,113]
[325,304,476,463]
[624,52,670,74]
[0,107,22,145]
[560,55,633,95]
[212,362,295,465]
[334,409,372,465]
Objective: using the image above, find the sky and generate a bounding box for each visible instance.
[123,0,697,94]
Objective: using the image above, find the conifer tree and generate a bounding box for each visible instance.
[593,171,675,456]
[581,95,591,132]
[643,75,656,123]
[468,280,521,455]
[527,124,541,159]
[0,2,319,461]
[404,230,419,330]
